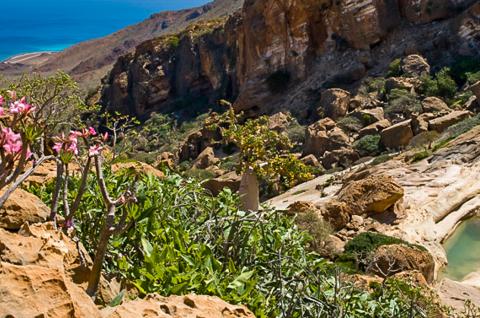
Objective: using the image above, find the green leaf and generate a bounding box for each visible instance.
[108,290,126,307]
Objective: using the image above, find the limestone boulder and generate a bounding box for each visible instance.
[369,244,435,283]
[359,119,391,137]
[401,55,430,77]
[421,96,450,113]
[319,88,351,120]
[303,118,350,158]
[351,107,385,125]
[192,147,219,169]
[380,119,414,149]
[101,294,255,318]
[428,110,471,132]
[411,113,435,135]
[337,174,404,215]
[0,262,101,318]
[0,189,50,230]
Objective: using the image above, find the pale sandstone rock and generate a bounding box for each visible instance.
[0,188,50,230]
[0,262,101,318]
[101,294,255,318]
[359,119,391,137]
[428,110,471,132]
[204,171,242,195]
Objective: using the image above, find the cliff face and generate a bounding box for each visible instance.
[101,0,479,118]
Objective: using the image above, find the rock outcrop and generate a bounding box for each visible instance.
[303,118,350,158]
[0,189,50,230]
[101,294,255,318]
[380,119,414,149]
[100,0,479,118]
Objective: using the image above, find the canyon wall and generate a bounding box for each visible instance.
[101,0,480,118]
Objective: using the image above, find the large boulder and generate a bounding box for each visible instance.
[268,112,291,132]
[401,55,430,77]
[428,110,471,132]
[0,262,101,318]
[380,119,414,149]
[385,77,421,93]
[369,244,435,283]
[101,294,255,318]
[359,119,391,137]
[319,88,351,120]
[421,96,450,113]
[204,171,242,196]
[192,146,219,169]
[337,174,404,215]
[303,118,350,158]
[320,199,352,231]
[0,189,50,230]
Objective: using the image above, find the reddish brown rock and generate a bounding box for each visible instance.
[319,88,351,120]
[112,161,165,179]
[359,119,391,137]
[204,171,242,195]
[421,96,450,113]
[192,146,219,169]
[381,119,414,149]
[303,118,350,158]
[369,244,435,283]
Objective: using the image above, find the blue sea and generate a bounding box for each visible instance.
[0,0,210,61]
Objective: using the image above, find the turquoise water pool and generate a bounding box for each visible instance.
[443,217,480,281]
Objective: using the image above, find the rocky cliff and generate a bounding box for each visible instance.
[101,0,479,119]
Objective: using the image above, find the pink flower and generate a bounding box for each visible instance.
[0,107,4,116]
[53,142,63,154]
[88,144,103,157]
[9,97,35,114]
[102,132,109,142]
[88,127,97,136]
[67,142,78,155]
[0,96,4,106]
[2,128,22,155]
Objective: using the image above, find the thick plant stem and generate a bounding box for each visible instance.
[50,161,64,224]
[86,205,115,297]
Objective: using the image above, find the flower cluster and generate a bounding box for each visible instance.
[53,126,108,163]
[0,93,36,161]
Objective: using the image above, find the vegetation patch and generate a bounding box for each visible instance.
[354,134,381,156]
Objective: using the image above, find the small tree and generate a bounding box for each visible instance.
[0,91,53,207]
[220,105,313,198]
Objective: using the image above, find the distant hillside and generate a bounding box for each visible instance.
[0,0,244,91]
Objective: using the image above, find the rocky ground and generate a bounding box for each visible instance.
[267,124,480,310]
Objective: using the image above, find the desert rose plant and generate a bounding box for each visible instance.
[50,124,138,297]
[0,91,53,207]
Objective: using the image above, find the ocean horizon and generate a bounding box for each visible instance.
[0,0,210,61]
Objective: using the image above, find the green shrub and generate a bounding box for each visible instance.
[354,134,381,156]
[266,70,291,94]
[450,56,480,85]
[439,113,480,143]
[421,68,458,100]
[387,58,402,77]
[344,232,412,256]
[183,168,216,180]
[337,116,364,133]
[295,211,332,252]
[385,89,422,117]
[410,149,432,162]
